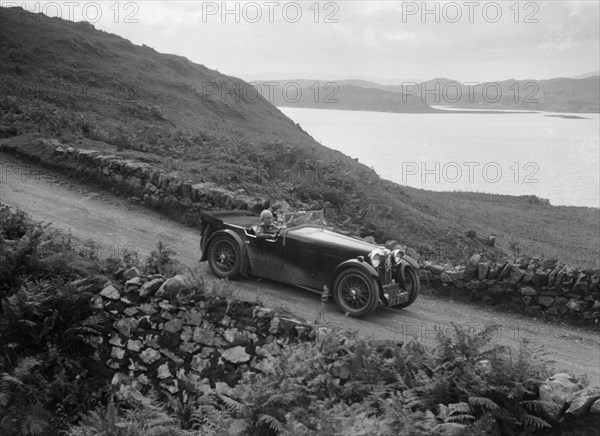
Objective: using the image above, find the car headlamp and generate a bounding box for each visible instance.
[392,249,405,264]
[368,248,384,268]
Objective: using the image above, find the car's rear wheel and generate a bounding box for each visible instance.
[207,235,241,279]
[392,267,420,309]
[333,267,379,317]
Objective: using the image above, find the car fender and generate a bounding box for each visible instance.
[203,229,249,277]
[334,259,379,279]
[398,256,419,283]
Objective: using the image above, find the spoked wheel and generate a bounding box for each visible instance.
[333,267,379,317]
[207,235,241,279]
[392,267,420,309]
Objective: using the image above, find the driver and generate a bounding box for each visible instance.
[256,209,280,240]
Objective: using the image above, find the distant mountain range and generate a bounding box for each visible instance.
[256,75,600,113]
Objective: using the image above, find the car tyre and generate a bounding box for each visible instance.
[207,235,241,279]
[393,267,420,309]
[333,267,379,317]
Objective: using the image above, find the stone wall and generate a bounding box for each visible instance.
[420,254,600,326]
[75,267,317,397]
[1,137,270,214]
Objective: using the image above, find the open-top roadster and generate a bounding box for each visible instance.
[199,209,420,317]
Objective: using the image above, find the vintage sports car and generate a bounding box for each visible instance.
[199,210,420,317]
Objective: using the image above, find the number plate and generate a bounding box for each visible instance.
[388,292,409,306]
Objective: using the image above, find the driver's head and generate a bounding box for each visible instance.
[260,209,273,225]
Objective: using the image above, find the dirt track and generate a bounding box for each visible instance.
[1,151,598,384]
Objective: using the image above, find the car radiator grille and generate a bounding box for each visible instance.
[379,254,393,284]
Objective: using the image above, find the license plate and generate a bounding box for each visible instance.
[388,292,409,306]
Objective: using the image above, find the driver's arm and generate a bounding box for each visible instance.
[256,225,278,240]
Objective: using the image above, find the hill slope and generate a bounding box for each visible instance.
[1,7,598,267]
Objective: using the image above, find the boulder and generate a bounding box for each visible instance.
[590,274,600,291]
[221,346,251,364]
[488,261,507,280]
[464,254,481,275]
[573,273,589,292]
[548,265,562,287]
[139,278,165,297]
[113,318,139,337]
[164,319,184,333]
[519,286,537,297]
[440,273,453,283]
[156,362,171,379]
[566,387,600,416]
[591,399,600,415]
[478,261,491,280]
[531,268,550,286]
[140,348,161,365]
[508,265,525,285]
[445,271,464,281]
[100,284,120,300]
[499,260,514,281]
[538,296,554,307]
[155,275,193,302]
[123,267,140,281]
[427,264,445,275]
[539,373,583,420]
[566,299,587,313]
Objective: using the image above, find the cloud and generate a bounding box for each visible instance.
[85,1,599,82]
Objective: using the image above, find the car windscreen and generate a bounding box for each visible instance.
[282,210,327,228]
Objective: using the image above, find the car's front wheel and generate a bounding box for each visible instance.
[333,267,379,317]
[207,235,241,279]
[392,266,420,309]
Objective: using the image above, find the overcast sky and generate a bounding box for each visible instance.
[13,1,600,83]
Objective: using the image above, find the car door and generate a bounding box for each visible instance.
[246,233,287,282]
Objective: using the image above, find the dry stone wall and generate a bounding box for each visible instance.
[74,267,316,397]
[420,254,600,326]
[1,137,270,214]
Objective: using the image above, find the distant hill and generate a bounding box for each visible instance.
[254,81,439,113]
[262,76,600,113]
[571,71,599,79]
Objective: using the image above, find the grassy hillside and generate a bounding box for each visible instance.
[1,7,598,268]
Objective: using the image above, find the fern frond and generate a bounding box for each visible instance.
[423,409,437,428]
[520,400,558,415]
[20,402,50,435]
[521,414,552,429]
[257,413,284,432]
[1,374,23,385]
[82,312,109,326]
[219,395,247,417]
[65,326,102,336]
[437,403,449,420]
[446,414,476,423]
[448,402,471,415]
[432,422,467,433]
[469,396,499,410]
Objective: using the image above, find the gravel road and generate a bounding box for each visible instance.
[1,151,598,384]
